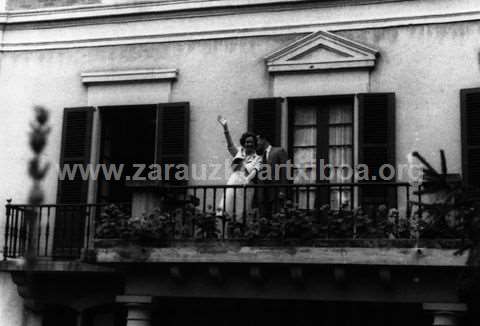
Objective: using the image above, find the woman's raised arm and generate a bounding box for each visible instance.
[217,115,238,156]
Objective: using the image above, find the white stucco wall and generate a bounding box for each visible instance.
[0,273,24,326]
[339,24,480,176]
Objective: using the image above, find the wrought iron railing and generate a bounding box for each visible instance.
[3,202,130,259]
[3,182,414,259]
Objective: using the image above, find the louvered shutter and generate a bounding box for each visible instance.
[54,107,94,258]
[461,89,480,189]
[156,102,190,184]
[57,107,94,203]
[358,93,396,207]
[248,98,282,146]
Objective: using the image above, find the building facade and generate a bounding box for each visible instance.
[1,0,479,325]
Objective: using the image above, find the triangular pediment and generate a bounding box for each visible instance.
[265,31,378,73]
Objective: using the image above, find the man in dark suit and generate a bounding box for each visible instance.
[256,133,290,217]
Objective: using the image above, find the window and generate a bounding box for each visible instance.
[249,93,396,210]
[461,88,480,189]
[54,103,189,256]
[289,96,354,210]
[97,105,157,203]
[57,103,189,205]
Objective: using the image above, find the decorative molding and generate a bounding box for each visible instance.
[169,265,185,283]
[249,265,265,284]
[81,69,178,84]
[289,266,304,284]
[333,267,347,285]
[116,295,154,304]
[265,30,378,72]
[378,268,392,288]
[0,1,480,51]
[208,265,224,283]
[2,11,480,52]
[0,0,402,23]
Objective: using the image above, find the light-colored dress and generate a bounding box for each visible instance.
[218,146,261,221]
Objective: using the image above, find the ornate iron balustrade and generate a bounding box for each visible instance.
[3,182,417,259]
[3,202,131,259]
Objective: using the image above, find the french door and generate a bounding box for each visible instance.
[289,96,354,210]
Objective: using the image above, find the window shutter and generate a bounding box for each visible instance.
[54,107,94,258]
[156,102,190,184]
[248,98,282,146]
[461,88,480,189]
[358,93,396,207]
[57,107,94,204]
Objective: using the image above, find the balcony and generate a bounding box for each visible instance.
[3,182,465,264]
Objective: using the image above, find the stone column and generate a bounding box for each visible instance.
[23,309,43,326]
[423,303,467,326]
[23,298,46,326]
[116,295,153,326]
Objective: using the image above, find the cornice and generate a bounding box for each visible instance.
[81,69,178,84]
[0,0,403,24]
[0,0,479,52]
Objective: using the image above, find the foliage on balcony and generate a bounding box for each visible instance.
[96,204,175,243]
[229,203,408,242]
[410,150,480,305]
[95,199,463,246]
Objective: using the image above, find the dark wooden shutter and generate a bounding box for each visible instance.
[57,107,94,203]
[54,107,94,258]
[156,102,190,184]
[461,88,480,189]
[358,93,396,207]
[248,98,282,146]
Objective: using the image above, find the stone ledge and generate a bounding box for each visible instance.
[94,241,469,266]
[423,303,468,312]
[116,295,153,304]
[0,258,115,272]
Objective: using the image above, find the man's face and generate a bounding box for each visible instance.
[256,136,266,152]
[244,136,256,152]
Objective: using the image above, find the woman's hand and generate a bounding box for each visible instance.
[217,115,228,129]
